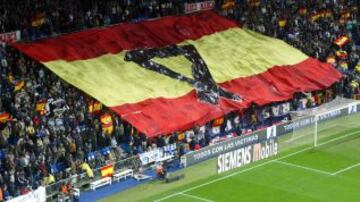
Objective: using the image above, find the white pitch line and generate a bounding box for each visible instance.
[331,163,360,176]
[275,160,332,175]
[180,193,214,202]
[154,130,360,202]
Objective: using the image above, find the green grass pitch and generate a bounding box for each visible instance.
[100,113,360,202]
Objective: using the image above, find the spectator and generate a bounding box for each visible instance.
[80,162,93,179]
[156,163,165,180]
[0,0,182,40]
[43,172,55,186]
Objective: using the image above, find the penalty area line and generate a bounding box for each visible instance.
[274,160,332,175]
[332,163,360,175]
[179,193,214,202]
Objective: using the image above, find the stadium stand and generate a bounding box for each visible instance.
[0,0,359,201]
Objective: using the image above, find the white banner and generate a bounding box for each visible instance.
[139,144,177,165]
[272,102,290,117]
[184,1,215,14]
[139,149,161,165]
[8,186,46,202]
[161,143,177,154]
[0,30,21,43]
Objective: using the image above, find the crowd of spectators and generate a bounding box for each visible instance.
[0,0,359,201]
[0,44,133,198]
[0,0,187,40]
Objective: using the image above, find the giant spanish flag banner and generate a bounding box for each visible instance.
[13,11,342,137]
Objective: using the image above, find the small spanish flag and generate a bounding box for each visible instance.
[101,113,113,134]
[336,50,348,59]
[334,35,350,47]
[278,19,287,27]
[100,164,114,177]
[0,112,10,123]
[14,80,25,92]
[36,99,47,115]
[88,100,102,114]
[212,117,224,127]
